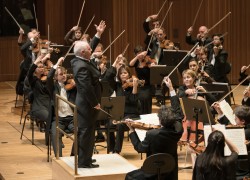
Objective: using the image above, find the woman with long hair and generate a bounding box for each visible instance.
[192,130,239,180]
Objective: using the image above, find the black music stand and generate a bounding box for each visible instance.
[96,96,125,153]
[150,65,180,87]
[150,65,180,105]
[162,50,188,74]
[50,45,74,73]
[201,82,231,105]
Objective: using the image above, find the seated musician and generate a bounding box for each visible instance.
[186,25,212,50]
[212,103,250,140]
[64,26,83,45]
[26,53,52,133]
[147,27,175,65]
[104,64,140,154]
[46,57,76,157]
[239,65,250,86]
[129,45,154,114]
[242,86,250,107]
[125,77,183,180]
[193,130,239,180]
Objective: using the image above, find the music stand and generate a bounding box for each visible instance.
[201,82,231,105]
[150,65,180,87]
[96,96,125,153]
[162,50,188,74]
[141,153,175,180]
[50,45,74,73]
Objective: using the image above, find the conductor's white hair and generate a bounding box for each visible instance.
[74,41,89,56]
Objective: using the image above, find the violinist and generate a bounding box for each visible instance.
[143,14,160,49]
[148,27,175,65]
[125,77,183,180]
[242,86,250,106]
[46,58,77,157]
[129,45,153,114]
[27,53,52,132]
[208,34,229,83]
[239,65,250,86]
[104,65,141,154]
[64,26,83,45]
[186,26,212,50]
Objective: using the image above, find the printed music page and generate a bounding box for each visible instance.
[135,113,159,141]
[219,99,236,125]
[204,125,247,156]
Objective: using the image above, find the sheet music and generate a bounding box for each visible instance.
[135,113,159,141]
[204,125,247,156]
[219,99,236,125]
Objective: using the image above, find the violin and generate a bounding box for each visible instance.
[122,76,145,89]
[40,66,50,82]
[143,56,157,66]
[112,120,161,130]
[64,74,76,91]
[159,39,175,49]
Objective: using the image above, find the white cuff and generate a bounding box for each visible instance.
[170,90,176,97]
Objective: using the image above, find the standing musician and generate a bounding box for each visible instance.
[208,34,230,83]
[143,14,160,49]
[125,77,183,180]
[186,26,212,50]
[129,45,153,114]
[146,27,175,65]
[71,41,101,168]
[104,65,141,154]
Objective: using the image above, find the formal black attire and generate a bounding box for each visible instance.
[208,48,229,83]
[129,60,152,114]
[185,35,213,50]
[71,56,101,167]
[242,98,250,107]
[104,66,141,153]
[193,151,238,180]
[239,70,249,86]
[125,95,184,180]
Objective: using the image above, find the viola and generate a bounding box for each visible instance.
[112,120,161,130]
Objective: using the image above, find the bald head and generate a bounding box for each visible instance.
[74,41,92,59]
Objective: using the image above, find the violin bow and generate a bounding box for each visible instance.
[157,0,168,16]
[146,2,173,53]
[203,32,228,48]
[102,30,126,55]
[191,0,204,28]
[77,0,86,27]
[166,42,199,78]
[218,75,250,103]
[207,12,231,33]
[83,14,95,35]
[4,7,22,30]
[109,28,112,66]
[122,43,130,57]
[33,3,39,31]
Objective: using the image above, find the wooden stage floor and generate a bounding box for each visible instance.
[0,81,245,180]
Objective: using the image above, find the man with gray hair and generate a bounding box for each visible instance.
[71,41,101,168]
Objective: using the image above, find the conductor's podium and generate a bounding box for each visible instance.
[52,154,138,180]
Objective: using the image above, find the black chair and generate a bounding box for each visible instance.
[141,153,175,180]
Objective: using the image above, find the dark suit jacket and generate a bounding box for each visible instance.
[208,49,229,83]
[20,39,34,71]
[129,95,183,180]
[71,57,101,128]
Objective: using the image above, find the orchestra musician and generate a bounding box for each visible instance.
[27,53,52,133]
[239,65,250,86]
[242,86,250,106]
[146,27,175,65]
[208,34,230,83]
[64,26,83,45]
[104,65,141,154]
[125,77,183,180]
[192,130,239,180]
[46,58,77,157]
[186,26,212,50]
[129,45,153,114]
